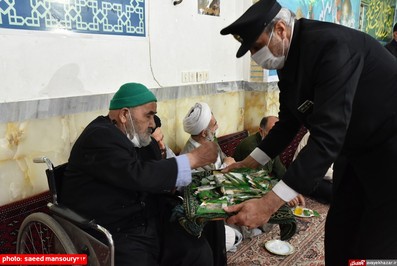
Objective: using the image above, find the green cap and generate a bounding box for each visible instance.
[109,83,157,110]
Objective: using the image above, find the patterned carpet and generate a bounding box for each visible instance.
[0,192,51,254]
[227,198,329,266]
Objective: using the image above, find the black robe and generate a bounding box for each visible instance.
[61,115,215,266]
[385,39,397,58]
[61,115,178,231]
[258,18,397,264]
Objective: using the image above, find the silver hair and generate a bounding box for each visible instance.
[264,8,296,34]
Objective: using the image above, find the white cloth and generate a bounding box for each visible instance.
[225,225,242,252]
[183,102,212,135]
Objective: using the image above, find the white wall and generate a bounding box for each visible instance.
[0,0,252,103]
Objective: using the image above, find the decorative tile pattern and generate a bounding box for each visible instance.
[0,0,145,36]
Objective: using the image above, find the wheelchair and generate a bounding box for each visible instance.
[16,157,115,266]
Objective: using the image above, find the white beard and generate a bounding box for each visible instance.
[125,110,151,148]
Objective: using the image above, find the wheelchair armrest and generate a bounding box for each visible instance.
[47,203,97,229]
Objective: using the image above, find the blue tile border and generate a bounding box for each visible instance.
[0,0,145,36]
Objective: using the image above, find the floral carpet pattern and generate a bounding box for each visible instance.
[227,198,329,266]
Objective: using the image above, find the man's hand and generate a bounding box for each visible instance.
[186,141,218,169]
[222,155,261,172]
[223,191,285,229]
[287,194,306,207]
[223,156,236,166]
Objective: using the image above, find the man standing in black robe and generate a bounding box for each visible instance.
[220,0,397,265]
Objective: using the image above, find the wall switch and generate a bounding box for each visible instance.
[182,72,189,83]
[189,71,197,82]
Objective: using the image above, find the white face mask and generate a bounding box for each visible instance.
[251,30,286,70]
[124,110,152,148]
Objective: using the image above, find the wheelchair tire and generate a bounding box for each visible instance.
[17,212,77,254]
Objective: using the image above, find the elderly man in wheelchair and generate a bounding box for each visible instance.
[18,83,220,266]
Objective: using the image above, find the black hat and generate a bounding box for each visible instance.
[154,115,161,127]
[153,115,161,132]
[220,0,281,58]
[393,23,397,32]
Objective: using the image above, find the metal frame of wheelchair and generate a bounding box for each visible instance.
[16,157,115,266]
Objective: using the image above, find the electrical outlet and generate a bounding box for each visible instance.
[202,71,209,81]
[197,71,204,82]
[196,71,209,82]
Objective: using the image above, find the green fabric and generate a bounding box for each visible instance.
[270,204,297,241]
[170,204,207,238]
[179,169,297,240]
[270,156,287,180]
[109,82,157,110]
[233,132,262,161]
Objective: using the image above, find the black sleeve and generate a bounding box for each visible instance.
[68,124,178,193]
[282,42,363,194]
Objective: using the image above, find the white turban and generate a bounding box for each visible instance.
[183,102,212,135]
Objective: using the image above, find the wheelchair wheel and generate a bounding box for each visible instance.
[17,212,77,254]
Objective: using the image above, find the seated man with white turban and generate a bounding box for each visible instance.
[181,102,235,170]
[181,102,239,264]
